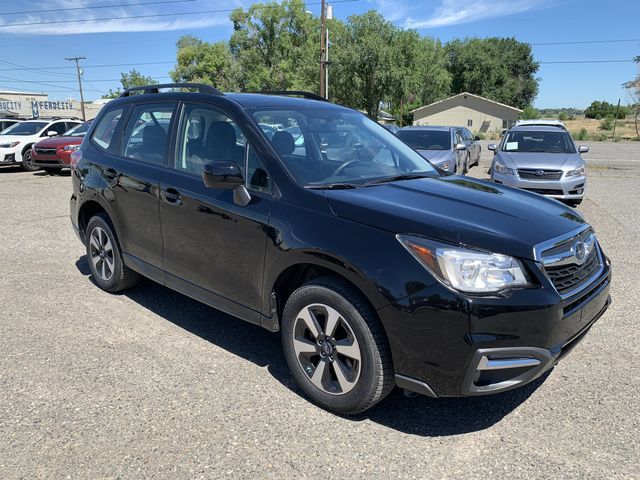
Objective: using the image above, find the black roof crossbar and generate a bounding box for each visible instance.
[250,91,330,102]
[119,83,223,98]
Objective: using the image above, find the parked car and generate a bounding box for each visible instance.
[0,118,21,132]
[71,84,611,414]
[0,118,82,171]
[382,123,400,134]
[396,126,473,174]
[31,121,91,174]
[454,126,481,167]
[488,122,588,206]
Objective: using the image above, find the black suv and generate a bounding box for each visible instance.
[70,84,611,414]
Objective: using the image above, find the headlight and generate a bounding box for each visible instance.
[494,162,514,175]
[397,235,530,293]
[63,144,80,151]
[436,161,450,170]
[565,166,585,177]
[0,141,20,148]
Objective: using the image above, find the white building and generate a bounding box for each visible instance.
[0,89,106,120]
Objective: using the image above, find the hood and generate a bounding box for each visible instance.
[33,135,83,148]
[0,135,29,145]
[324,176,587,260]
[497,151,584,170]
[415,149,453,164]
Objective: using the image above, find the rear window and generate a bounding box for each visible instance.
[396,129,451,151]
[91,108,124,150]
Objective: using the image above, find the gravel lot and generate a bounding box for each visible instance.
[1,141,638,479]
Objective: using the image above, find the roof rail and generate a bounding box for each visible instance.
[515,119,566,129]
[251,91,330,102]
[119,83,223,98]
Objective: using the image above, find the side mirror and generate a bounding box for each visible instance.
[202,161,243,189]
[455,143,467,151]
[487,144,497,151]
[47,130,58,137]
[474,135,481,141]
[578,146,589,153]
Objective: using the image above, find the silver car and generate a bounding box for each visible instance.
[397,126,478,174]
[488,124,589,206]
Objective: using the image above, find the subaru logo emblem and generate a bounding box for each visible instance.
[573,241,587,264]
[535,169,545,176]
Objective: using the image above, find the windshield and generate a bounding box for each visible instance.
[0,122,47,136]
[64,122,90,137]
[396,129,451,151]
[502,130,576,154]
[252,108,438,187]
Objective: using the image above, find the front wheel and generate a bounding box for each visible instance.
[281,276,394,414]
[21,149,39,172]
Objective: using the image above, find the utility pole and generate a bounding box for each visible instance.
[66,56,86,121]
[319,0,327,99]
[611,98,620,141]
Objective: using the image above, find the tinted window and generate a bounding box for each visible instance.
[252,109,437,187]
[502,130,576,154]
[1,121,47,136]
[246,145,271,193]
[92,108,124,150]
[122,103,175,165]
[64,122,90,137]
[175,103,245,176]
[397,129,452,151]
[46,122,68,136]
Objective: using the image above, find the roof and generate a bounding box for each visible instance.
[515,119,566,128]
[410,92,523,115]
[0,89,46,96]
[226,93,344,109]
[510,125,570,132]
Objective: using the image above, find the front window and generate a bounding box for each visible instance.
[252,109,438,187]
[396,129,452,151]
[1,122,47,136]
[502,130,576,154]
[64,122,90,137]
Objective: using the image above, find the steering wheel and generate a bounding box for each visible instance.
[331,160,368,177]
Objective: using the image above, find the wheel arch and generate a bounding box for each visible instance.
[77,199,119,243]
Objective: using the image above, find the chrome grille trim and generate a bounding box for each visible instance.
[518,168,563,181]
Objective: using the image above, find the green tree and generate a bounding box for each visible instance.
[585,100,628,119]
[623,55,639,136]
[229,0,319,91]
[102,69,158,99]
[170,35,239,90]
[519,105,539,120]
[444,37,539,109]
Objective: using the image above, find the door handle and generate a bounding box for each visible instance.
[162,188,182,206]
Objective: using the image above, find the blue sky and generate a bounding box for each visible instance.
[1,0,638,108]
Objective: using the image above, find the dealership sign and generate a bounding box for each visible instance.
[31,100,74,118]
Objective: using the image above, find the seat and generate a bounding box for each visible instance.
[204,121,244,164]
[136,125,166,163]
[271,131,295,157]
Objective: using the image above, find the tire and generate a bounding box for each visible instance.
[85,213,140,292]
[20,148,39,172]
[281,276,394,414]
[568,199,583,207]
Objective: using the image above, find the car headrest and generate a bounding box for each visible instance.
[271,131,295,156]
[142,125,166,145]
[207,121,237,148]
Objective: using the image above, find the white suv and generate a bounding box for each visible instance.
[0,118,81,171]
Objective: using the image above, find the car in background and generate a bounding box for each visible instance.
[382,124,400,134]
[488,122,588,206]
[454,126,481,167]
[0,118,82,171]
[31,121,91,174]
[0,118,21,132]
[396,126,471,174]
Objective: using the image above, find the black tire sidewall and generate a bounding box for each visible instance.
[21,149,39,171]
[85,215,125,292]
[281,284,383,414]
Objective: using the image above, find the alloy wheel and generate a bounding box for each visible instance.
[292,303,361,395]
[89,226,115,281]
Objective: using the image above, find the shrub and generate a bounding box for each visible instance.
[558,112,568,121]
[473,132,486,140]
[573,128,589,141]
[599,117,614,130]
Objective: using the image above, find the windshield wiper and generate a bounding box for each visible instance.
[365,173,432,185]
[306,183,360,190]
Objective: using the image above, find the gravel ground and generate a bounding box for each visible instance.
[1,142,639,479]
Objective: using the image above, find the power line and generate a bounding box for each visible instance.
[0,0,359,28]
[1,0,196,16]
[539,60,635,64]
[0,75,76,91]
[532,38,640,46]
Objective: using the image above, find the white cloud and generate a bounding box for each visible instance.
[370,0,553,29]
[0,0,247,36]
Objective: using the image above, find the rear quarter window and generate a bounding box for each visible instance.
[91,107,124,150]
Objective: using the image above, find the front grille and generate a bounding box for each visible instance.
[35,148,57,156]
[540,228,603,296]
[524,188,563,195]
[518,168,563,181]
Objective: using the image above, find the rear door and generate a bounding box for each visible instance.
[159,101,273,322]
[96,101,176,273]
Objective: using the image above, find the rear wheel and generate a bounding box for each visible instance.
[20,149,39,172]
[85,213,140,292]
[281,276,394,414]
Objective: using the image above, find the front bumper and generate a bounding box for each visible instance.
[379,254,612,398]
[0,146,21,165]
[491,170,586,200]
[32,149,72,168]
